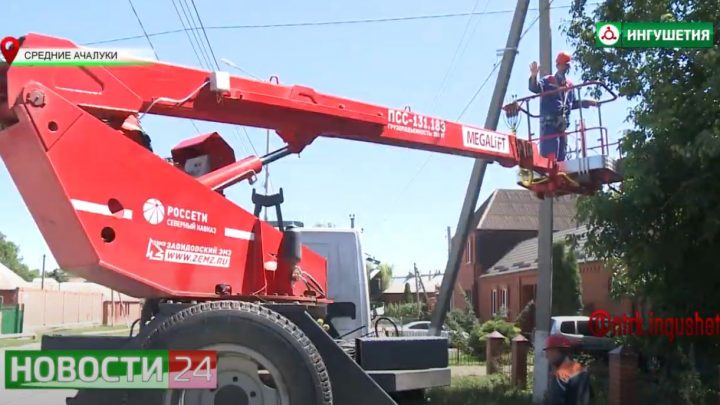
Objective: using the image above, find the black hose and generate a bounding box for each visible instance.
[129,318,141,337]
[374,316,399,338]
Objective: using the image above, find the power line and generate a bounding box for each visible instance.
[190,0,220,70]
[127,0,204,135]
[379,1,552,228]
[177,0,215,70]
[455,1,549,121]
[170,0,207,69]
[127,0,159,60]
[84,4,587,46]
[428,0,489,112]
[183,0,259,155]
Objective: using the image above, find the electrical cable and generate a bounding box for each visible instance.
[428,0,489,112]
[85,4,591,46]
[176,0,214,70]
[127,0,159,60]
[377,0,553,229]
[139,80,209,120]
[184,0,259,155]
[190,0,220,70]
[170,0,207,70]
[127,0,201,135]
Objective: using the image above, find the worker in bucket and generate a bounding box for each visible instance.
[544,334,592,405]
[529,51,598,161]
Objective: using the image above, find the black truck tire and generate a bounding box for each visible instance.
[126,300,332,405]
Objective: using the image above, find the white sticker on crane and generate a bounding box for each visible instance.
[462,127,510,154]
[146,238,232,269]
[143,198,217,235]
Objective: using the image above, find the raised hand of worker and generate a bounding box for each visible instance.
[530,61,539,76]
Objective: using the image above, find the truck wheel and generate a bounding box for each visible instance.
[129,300,332,405]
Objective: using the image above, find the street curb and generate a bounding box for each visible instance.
[0,332,35,340]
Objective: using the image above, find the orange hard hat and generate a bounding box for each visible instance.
[556,51,572,65]
[544,334,572,350]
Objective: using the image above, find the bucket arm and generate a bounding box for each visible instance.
[1,34,552,176]
[0,33,608,301]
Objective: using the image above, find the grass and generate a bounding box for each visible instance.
[427,374,532,405]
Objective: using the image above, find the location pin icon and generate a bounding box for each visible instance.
[1,37,20,65]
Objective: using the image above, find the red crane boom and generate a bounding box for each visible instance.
[0,33,617,301]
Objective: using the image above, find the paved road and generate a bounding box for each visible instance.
[0,343,76,405]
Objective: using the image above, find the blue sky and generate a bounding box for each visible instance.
[1,0,630,278]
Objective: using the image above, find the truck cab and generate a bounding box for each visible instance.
[299,228,372,340]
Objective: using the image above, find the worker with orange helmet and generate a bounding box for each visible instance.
[544,334,592,405]
[529,51,598,162]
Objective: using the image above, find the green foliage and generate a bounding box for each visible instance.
[0,232,38,281]
[366,261,393,294]
[446,292,479,333]
[403,283,413,303]
[384,302,429,320]
[468,318,521,361]
[565,0,720,395]
[446,292,479,354]
[427,374,531,405]
[47,269,69,283]
[551,241,583,316]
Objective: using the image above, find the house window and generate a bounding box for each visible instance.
[466,237,472,264]
[501,287,508,311]
[491,289,498,316]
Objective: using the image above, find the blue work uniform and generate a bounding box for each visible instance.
[528,74,592,161]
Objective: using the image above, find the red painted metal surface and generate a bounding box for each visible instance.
[0,33,618,301]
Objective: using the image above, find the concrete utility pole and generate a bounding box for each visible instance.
[40,254,46,290]
[429,0,530,337]
[446,226,452,254]
[414,263,421,315]
[533,0,554,402]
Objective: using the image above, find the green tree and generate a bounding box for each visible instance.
[376,263,393,291]
[403,283,413,303]
[565,0,720,398]
[0,232,38,281]
[47,268,70,283]
[446,291,479,333]
[366,261,393,291]
[551,241,583,316]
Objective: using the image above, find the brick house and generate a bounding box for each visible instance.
[456,189,579,312]
[478,225,633,330]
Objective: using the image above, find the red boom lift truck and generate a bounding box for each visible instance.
[0,33,621,405]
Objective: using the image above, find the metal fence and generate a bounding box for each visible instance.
[0,304,24,334]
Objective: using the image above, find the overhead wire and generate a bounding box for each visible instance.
[175,0,214,70]
[182,0,259,156]
[127,0,159,60]
[428,0,489,113]
[378,0,553,228]
[84,4,593,46]
[190,0,221,70]
[127,0,203,136]
[170,0,207,70]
